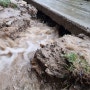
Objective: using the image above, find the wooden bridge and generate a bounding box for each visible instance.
[25,0,90,36]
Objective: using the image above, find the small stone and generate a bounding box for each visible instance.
[0,6,3,11]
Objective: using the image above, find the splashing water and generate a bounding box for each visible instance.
[0,17,59,89]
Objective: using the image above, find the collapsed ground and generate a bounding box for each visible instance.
[0,0,90,90]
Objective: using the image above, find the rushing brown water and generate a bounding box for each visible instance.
[0,17,59,90]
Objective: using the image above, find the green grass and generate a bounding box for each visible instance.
[64,53,77,63]
[63,52,90,73]
[0,0,11,7]
[0,0,17,8]
[63,53,76,71]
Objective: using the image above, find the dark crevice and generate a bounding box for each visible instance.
[57,25,71,36]
[37,11,57,27]
[37,11,71,36]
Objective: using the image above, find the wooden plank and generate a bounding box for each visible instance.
[25,0,90,36]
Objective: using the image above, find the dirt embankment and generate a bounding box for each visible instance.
[32,35,90,90]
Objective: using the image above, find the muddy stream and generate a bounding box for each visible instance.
[0,0,59,90]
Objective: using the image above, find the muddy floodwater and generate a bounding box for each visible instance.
[0,1,59,89]
[0,22,58,90]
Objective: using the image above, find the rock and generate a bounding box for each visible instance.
[0,17,30,39]
[32,35,90,89]
[77,33,90,40]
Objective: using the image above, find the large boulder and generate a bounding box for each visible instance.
[32,35,90,89]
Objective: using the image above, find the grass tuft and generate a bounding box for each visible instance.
[0,0,17,8]
[64,52,90,73]
[0,0,10,7]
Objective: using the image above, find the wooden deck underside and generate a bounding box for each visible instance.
[25,0,90,36]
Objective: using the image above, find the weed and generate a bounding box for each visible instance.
[63,52,76,71]
[63,52,90,73]
[0,0,17,8]
[64,52,77,63]
[0,0,10,7]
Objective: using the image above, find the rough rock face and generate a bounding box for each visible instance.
[32,35,90,89]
